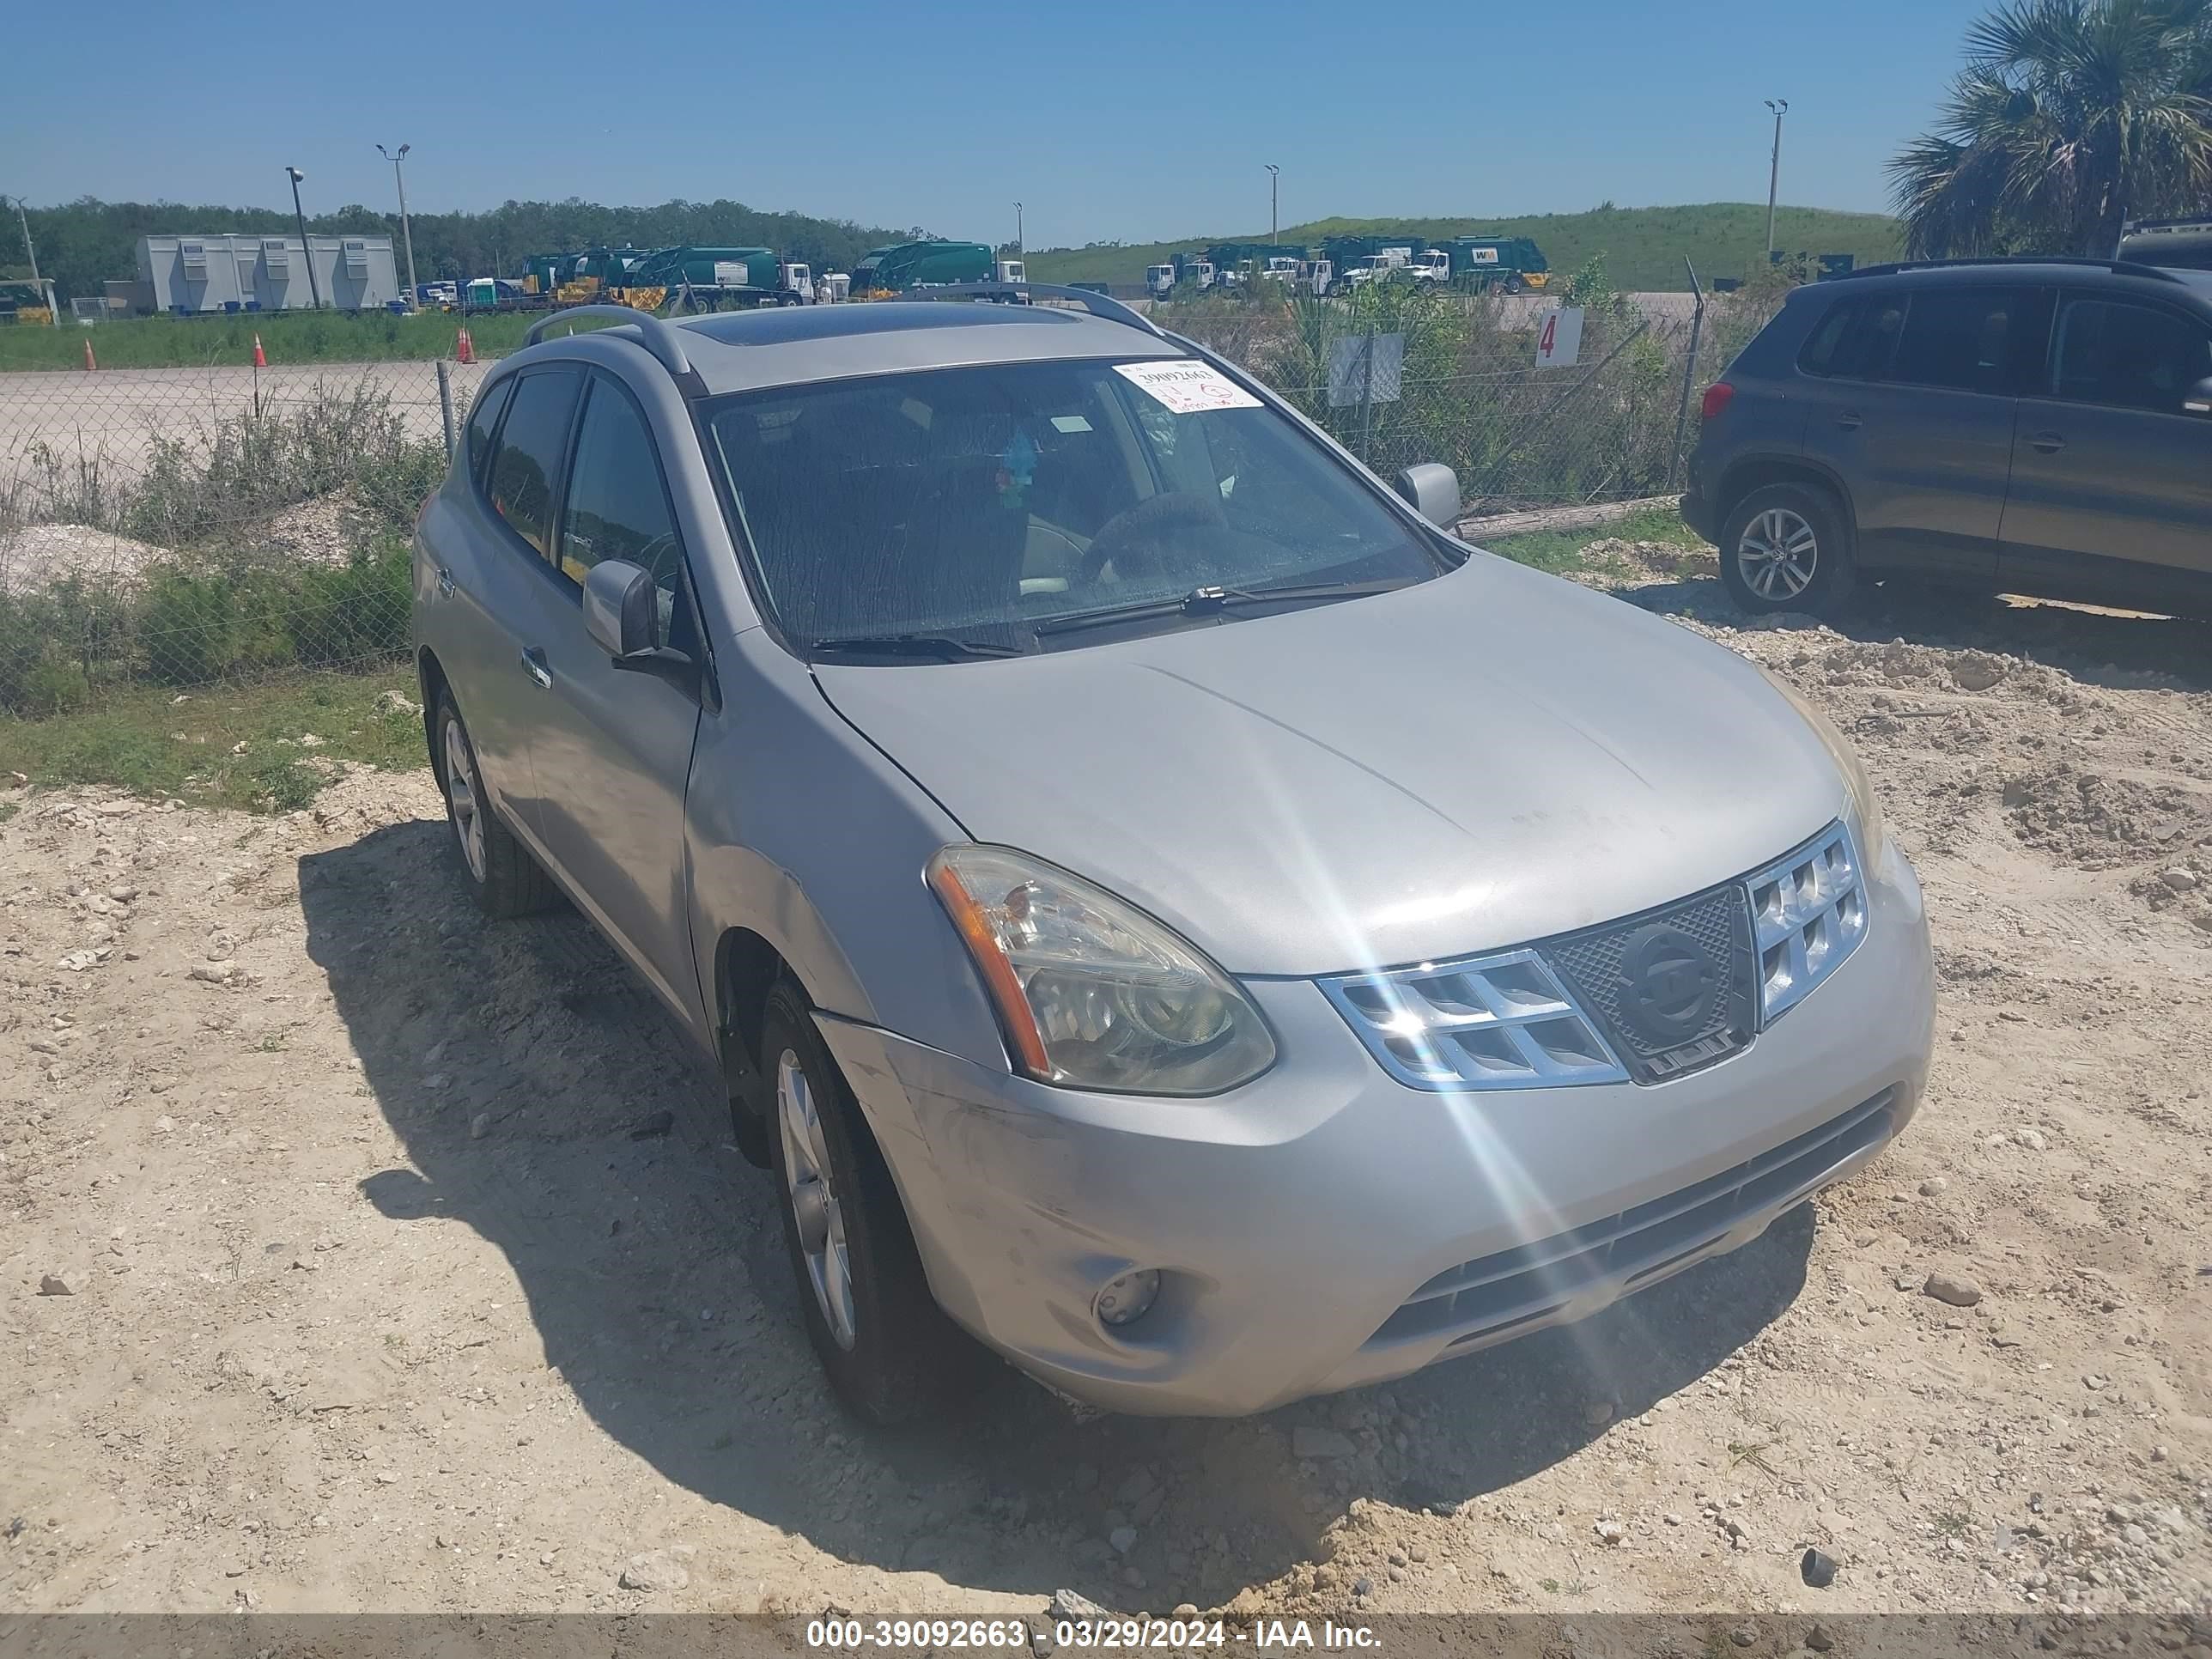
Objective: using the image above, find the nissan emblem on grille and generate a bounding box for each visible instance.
[1542,883,1759,1085]
[1615,924,1723,1044]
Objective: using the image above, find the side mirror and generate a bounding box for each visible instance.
[2185,376,2212,416]
[582,560,659,658]
[1394,463,1462,528]
[582,560,700,696]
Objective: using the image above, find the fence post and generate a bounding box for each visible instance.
[1668,258,1707,492]
[436,359,457,460]
[1359,324,1376,465]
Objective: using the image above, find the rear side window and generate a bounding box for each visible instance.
[1796,295,1907,380]
[2052,296,2212,412]
[487,369,582,561]
[463,379,512,483]
[1888,286,2045,394]
[1796,298,1864,376]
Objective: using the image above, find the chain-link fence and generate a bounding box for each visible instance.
[1158,284,1784,513]
[0,355,496,715]
[0,285,1786,719]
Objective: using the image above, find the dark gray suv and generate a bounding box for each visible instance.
[1682,258,2212,619]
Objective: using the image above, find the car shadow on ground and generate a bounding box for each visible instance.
[1615,569,2212,693]
[302,819,1814,1607]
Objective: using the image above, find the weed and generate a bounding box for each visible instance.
[1728,1440,1783,1480]
[1934,1509,1973,1537]
[1482,505,1712,574]
[0,668,422,813]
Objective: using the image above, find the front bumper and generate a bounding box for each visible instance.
[817,838,1933,1417]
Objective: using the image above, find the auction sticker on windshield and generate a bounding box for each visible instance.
[1113,359,1264,414]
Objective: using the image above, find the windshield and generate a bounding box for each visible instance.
[706,356,1443,653]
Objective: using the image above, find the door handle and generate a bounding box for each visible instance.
[520,647,551,690]
[1836,410,1863,430]
[436,566,456,599]
[2029,431,2066,453]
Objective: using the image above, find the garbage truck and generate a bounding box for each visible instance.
[849,240,996,296]
[622,246,812,308]
[1437,236,1551,292]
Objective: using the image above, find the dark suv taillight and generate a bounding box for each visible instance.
[1700,381,1735,421]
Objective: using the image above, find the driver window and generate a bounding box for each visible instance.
[559,380,687,600]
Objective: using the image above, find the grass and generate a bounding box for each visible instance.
[0,668,426,814]
[1480,503,1711,574]
[0,309,536,372]
[1933,1509,1974,1538]
[1027,202,1905,292]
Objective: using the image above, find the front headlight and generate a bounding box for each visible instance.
[927,845,1277,1096]
[1758,666,1887,854]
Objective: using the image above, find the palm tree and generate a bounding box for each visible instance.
[1889,0,2212,258]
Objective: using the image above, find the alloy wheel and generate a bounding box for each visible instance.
[1736,507,1819,601]
[777,1048,856,1350]
[442,719,487,882]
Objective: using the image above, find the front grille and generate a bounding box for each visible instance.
[1317,949,1628,1091]
[1542,884,1757,1084]
[1318,818,1868,1091]
[1367,1088,1897,1351]
[1748,823,1868,1022]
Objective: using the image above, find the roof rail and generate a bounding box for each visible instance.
[1841,254,2182,283]
[894,281,1168,337]
[525,303,705,392]
[2119,216,2212,233]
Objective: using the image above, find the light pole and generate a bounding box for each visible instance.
[377,143,419,302]
[1014,201,1024,256]
[285,166,324,310]
[1764,99,1789,260]
[1266,164,1279,244]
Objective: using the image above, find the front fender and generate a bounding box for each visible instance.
[683,629,1009,1076]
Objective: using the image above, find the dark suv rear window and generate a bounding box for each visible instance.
[1796,295,1906,380]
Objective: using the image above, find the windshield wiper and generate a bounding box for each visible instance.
[808,634,1025,659]
[1032,578,1412,638]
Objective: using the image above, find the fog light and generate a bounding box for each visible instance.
[1094,1268,1161,1328]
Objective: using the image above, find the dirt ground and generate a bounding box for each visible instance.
[3,554,2209,1627]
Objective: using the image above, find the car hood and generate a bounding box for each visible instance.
[811,556,1850,977]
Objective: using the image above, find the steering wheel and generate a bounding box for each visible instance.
[1077,492,1229,586]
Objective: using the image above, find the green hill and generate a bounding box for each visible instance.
[1027,203,1904,291]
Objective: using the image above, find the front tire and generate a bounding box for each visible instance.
[762,982,981,1425]
[434,696,556,919]
[1718,482,1858,616]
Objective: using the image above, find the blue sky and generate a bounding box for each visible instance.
[10,0,1984,245]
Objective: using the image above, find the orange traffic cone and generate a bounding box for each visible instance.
[455,327,475,365]
[83,337,96,371]
[252,334,266,368]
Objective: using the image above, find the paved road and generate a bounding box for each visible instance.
[0,358,498,486]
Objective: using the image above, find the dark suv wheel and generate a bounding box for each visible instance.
[1718,482,1858,617]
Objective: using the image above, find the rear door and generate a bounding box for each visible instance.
[1796,283,2048,584]
[518,371,707,1024]
[1998,290,2212,610]
[431,368,581,830]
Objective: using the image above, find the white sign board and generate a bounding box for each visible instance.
[1112,359,1263,414]
[1326,331,1405,408]
[1469,246,1499,264]
[1534,306,1584,368]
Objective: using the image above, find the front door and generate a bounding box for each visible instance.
[520,370,706,1027]
[1999,290,2212,611]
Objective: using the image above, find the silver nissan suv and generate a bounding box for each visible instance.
[412,289,1936,1423]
